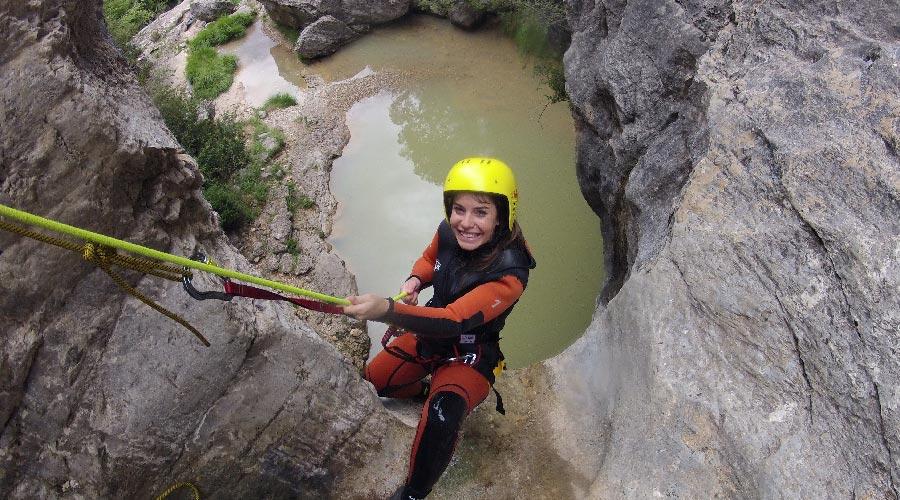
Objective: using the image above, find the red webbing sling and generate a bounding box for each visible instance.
[223,281,345,314]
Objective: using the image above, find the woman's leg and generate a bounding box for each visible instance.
[402,363,490,498]
[364,333,429,398]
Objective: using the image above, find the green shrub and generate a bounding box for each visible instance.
[285,238,300,256]
[185,46,238,100]
[189,12,256,49]
[151,85,267,231]
[204,182,254,231]
[270,164,286,180]
[103,0,174,47]
[534,58,567,104]
[151,87,250,181]
[262,92,298,110]
[238,163,269,206]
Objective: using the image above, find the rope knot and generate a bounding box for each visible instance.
[82,242,97,263]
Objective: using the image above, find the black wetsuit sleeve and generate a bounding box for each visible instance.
[379,275,524,338]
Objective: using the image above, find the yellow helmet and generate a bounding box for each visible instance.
[443,157,518,231]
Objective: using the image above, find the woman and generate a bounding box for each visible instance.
[344,157,536,499]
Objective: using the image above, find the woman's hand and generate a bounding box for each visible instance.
[343,294,390,320]
[400,277,421,305]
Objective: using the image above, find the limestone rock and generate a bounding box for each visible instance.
[411,0,487,29]
[552,0,900,497]
[448,1,485,30]
[259,0,409,28]
[341,0,409,25]
[189,0,236,22]
[0,1,399,497]
[133,0,196,60]
[296,15,362,59]
[257,0,409,58]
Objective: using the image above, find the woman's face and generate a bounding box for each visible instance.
[449,193,498,251]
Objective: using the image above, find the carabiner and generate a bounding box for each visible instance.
[182,251,234,301]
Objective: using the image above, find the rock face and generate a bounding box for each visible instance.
[551,0,900,497]
[447,1,485,30]
[411,0,487,30]
[295,14,361,58]
[257,0,410,58]
[0,1,402,497]
[189,0,236,22]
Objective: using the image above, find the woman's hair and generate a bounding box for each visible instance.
[461,192,527,270]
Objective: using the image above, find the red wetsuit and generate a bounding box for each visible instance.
[364,221,535,498]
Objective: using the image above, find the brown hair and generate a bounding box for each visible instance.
[457,192,528,271]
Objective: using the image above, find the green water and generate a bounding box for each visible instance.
[227,16,603,367]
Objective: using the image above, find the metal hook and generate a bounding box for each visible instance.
[182,251,234,301]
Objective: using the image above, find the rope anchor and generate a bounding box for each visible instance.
[0,203,356,347]
[0,203,407,345]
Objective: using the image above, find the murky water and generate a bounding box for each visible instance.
[224,16,603,367]
[219,22,301,106]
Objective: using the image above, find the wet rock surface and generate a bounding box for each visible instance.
[552,0,900,497]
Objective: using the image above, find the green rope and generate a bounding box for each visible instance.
[0,203,351,305]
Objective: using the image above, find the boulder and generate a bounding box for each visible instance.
[448,1,486,30]
[259,0,410,29]
[258,0,409,58]
[295,15,362,59]
[340,0,409,25]
[256,0,324,28]
[551,0,900,497]
[189,0,236,22]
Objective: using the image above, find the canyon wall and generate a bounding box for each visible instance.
[0,1,402,497]
[550,0,900,497]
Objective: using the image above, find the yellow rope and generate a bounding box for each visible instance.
[155,482,200,500]
[0,203,350,305]
[85,243,210,347]
[1,219,209,346]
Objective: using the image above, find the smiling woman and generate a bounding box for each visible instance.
[319,16,603,367]
[449,193,496,249]
[343,157,536,499]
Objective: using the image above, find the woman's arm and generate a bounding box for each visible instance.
[344,275,525,338]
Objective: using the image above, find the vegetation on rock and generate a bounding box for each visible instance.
[103,0,175,47]
[189,12,257,49]
[186,12,256,100]
[263,92,298,110]
[497,0,568,103]
[150,86,281,231]
[286,181,315,212]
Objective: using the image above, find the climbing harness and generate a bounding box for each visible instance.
[380,326,506,414]
[0,203,390,345]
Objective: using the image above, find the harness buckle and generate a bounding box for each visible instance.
[444,352,477,365]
